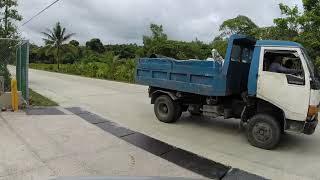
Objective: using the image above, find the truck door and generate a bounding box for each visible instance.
[256,47,310,121]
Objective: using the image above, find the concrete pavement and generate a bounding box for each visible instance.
[13,67,320,180]
[0,109,202,180]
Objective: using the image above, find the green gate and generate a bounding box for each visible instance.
[16,40,29,102]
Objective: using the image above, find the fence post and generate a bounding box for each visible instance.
[11,78,18,111]
[16,45,21,90]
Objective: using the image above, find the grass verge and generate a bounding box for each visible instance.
[29,88,58,107]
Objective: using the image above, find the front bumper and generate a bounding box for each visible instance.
[303,115,318,135]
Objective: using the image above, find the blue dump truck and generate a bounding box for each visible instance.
[135,34,320,149]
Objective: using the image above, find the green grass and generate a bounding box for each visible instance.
[29,88,58,107]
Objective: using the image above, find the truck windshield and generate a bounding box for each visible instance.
[301,49,319,78]
[301,49,320,89]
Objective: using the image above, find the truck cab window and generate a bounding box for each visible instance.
[231,45,241,62]
[231,45,253,63]
[263,50,305,85]
[263,50,303,74]
[241,47,253,63]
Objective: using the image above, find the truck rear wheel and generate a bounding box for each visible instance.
[246,114,281,150]
[154,95,181,123]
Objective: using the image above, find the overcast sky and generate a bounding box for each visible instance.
[17,0,303,45]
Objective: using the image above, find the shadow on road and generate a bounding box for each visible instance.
[176,112,318,153]
[177,113,241,133]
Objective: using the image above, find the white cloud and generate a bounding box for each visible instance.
[17,0,303,45]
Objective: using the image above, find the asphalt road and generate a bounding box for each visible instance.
[17,67,320,180]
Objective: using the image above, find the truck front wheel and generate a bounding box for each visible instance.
[154,95,182,123]
[246,114,281,150]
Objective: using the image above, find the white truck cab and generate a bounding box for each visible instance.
[254,41,320,136]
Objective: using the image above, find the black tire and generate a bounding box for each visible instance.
[154,95,180,123]
[246,114,281,150]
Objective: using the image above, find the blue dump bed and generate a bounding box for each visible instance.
[135,58,227,96]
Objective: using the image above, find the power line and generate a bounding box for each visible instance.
[21,0,61,27]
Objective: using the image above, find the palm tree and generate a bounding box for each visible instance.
[42,22,75,69]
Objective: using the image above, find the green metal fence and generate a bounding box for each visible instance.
[0,38,29,103]
[16,40,29,101]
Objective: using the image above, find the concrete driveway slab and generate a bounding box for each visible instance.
[0,166,53,180]
[0,116,45,177]
[0,111,203,180]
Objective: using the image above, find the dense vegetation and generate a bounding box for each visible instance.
[30,1,320,83]
[2,0,320,86]
[30,59,136,83]
[29,23,215,82]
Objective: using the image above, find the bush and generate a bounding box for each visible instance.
[29,59,137,83]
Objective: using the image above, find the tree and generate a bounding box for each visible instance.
[104,44,143,59]
[146,24,167,41]
[42,22,75,69]
[86,38,105,53]
[302,0,320,29]
[219,15,258,38]
[267,1,320,61]
[142,24,213,59]
[69,40,79,47]
[0,0,22,38]
[143,24,168,56]
[273,3,301,40]
[299,0,320,59]
[256,26,278,40]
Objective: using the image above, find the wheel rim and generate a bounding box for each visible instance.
[252,122,273,143]
[158,102,169,117]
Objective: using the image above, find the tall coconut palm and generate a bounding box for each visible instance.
[42,22,75,69]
